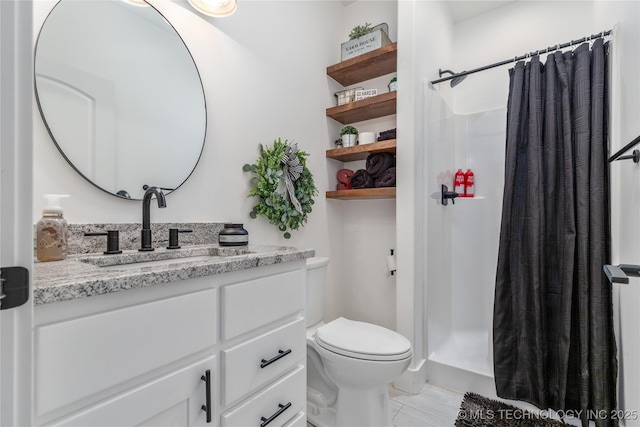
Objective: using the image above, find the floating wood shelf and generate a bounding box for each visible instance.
[326,139,396,162]
[326,91,396,125]
[324,44,397,201]
[326,187,396,200]
[327,43,398,86]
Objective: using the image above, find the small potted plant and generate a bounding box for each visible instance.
[388,76,397,92]
[348,23,374,40]
[340,126,358,147]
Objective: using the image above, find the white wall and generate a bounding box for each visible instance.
[340,1,398,330]
[453,1,594,115]
[32,0,399,328]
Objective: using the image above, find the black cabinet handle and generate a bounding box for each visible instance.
[201,370,212,423]
[260,402,291,427]
[260,349,292,368]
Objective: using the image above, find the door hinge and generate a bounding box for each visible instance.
[0,266,29,310]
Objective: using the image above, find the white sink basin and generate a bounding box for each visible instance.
[79,246,252,271]
[97,255,217,271]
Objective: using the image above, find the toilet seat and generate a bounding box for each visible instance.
[315,317,412,361]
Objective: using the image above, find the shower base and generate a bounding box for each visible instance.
[427,330,496,398]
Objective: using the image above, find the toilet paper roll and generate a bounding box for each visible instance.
[386,254,397,274]
[359,132,376,145]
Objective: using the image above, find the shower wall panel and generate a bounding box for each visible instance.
[425,83,506,395]
[425,85,454,356]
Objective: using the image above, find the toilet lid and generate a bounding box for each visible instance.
[315,317,412,361]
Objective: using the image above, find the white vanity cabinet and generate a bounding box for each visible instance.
[220,269,306,427]
[33,260,307,427]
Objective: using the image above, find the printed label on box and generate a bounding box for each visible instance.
[355,89,378,101]
[340,29,391,61]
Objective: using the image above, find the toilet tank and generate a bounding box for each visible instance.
[306,257,329,326]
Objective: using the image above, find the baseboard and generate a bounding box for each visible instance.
[392,357,427,395]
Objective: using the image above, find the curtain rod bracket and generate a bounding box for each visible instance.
[608,135,640,162]
[613,149,640,163]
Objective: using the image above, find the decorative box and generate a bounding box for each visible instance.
[341,24,391,61]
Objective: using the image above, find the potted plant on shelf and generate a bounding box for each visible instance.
[340,126,359,147]
[388,76,397,92]
[348,23,374,40]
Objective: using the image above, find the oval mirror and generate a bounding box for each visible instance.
[34,0,206,200]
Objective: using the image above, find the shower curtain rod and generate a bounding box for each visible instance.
[430,29,612,85]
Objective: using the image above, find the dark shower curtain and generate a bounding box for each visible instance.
[493,38,617,427]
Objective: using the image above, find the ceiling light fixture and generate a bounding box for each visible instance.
[188,0,237,17]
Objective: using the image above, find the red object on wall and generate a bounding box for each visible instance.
[464,169,475,198]
[337,169,354,190]
[454,169,465,196]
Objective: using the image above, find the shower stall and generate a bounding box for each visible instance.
[395,1,640,421]
[423,83,506,397]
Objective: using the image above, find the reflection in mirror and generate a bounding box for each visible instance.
[35,0,206,200]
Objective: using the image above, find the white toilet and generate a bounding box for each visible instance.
[306,257,412,427]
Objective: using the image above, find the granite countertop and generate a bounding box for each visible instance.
[34,243,314,305]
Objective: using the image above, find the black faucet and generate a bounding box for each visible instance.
[139,186,167,251]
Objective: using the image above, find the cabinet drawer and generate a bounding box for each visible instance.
[221,365,305,427]
[223,318,305,405]
[35,289,217,416]
[221,270,304,339]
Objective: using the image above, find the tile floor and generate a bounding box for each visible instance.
[307,382,592,426]
[306,382,464,427]
[389,382,464,426]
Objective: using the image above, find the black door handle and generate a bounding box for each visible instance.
[0,267,29,310]
[201,370,212,423]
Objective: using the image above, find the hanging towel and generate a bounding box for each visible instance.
[366,153,396,178]
[350,169,375,189]
[374,167,396,188]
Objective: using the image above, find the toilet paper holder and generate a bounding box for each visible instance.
[387,249,396,276]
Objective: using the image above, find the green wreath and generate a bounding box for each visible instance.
[243,138,317,239]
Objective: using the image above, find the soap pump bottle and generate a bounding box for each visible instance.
[36,194,70,262]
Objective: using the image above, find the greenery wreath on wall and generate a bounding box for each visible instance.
[243,138,317,239]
